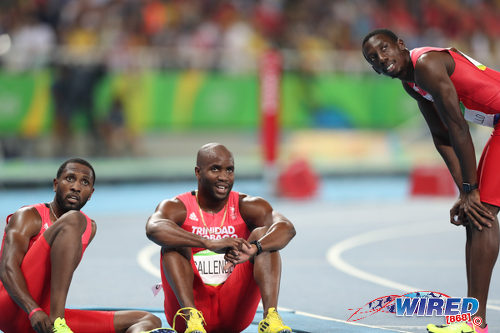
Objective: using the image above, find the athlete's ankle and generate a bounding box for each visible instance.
[50,315,65,323]
[263,306,278,318]
[181,306,196,316]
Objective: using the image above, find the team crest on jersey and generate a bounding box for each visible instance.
[230,206,236,220]
[189,212,198,221]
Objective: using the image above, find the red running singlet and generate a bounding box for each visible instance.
[407,47,500,207]
[0,203,116,333]
[161,191,261,333]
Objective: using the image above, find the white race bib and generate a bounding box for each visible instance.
[463,107,498,128]
[193,250,234,286]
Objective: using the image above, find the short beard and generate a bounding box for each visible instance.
[200,180,233,202]
[55,191,84,212]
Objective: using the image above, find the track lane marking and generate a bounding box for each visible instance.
[326,223,500,312]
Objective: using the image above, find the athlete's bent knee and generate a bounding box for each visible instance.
[44,211,87,244]
[58,210,87,232]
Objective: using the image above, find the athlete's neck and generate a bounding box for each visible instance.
[49,200,63,221]
[400,52,415,83]
[196,190,227,214]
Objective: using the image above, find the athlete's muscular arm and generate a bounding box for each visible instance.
[403,83,466,226]
[226,195,296,264]
[403,83,463,188]
[0,207,53,333]
[146,198,247,253]
[412,51,494,229]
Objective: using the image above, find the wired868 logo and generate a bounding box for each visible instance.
[348,291,481,326]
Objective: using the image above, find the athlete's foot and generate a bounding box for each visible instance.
[173,307,206,333]
[427,322,476,333]
[468,323,488,333]
[258,308,292,333]
[52,317,74,333]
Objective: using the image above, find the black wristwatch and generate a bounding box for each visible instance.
[462,183,478,194]
[251,240,263,256]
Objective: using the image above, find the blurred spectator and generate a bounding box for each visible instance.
[3,0,500,158]
[2,2,55,71]
[2,0,500,72]
[99,96,137,156]
[51,62,105,156]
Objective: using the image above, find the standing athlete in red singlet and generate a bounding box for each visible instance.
[0,158,165,333]
[362,29,500,333]
[146,143,296,333]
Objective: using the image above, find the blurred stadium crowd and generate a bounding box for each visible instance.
[0,0,499,162]
[1,0,500,72]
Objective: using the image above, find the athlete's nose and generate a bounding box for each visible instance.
[71,181,82,192]
[378,53,388,66]
[217,172,228,181]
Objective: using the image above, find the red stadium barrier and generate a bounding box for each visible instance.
[277,159,319,199]
[409,165,457,197]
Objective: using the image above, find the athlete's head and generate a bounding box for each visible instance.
[53,158,95,212]
[362,28,410,79]
[195,143,234,201]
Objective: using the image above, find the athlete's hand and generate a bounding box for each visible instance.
[29,309,53,333]
[224,242,256,269]
[206,237,250,254]
[450,197,465,226]
[461,190,494,231]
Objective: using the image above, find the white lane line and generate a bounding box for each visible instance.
[326,222,500,312]
[137,243,161,278]
[278,306,413,333]
[326,223,442,292]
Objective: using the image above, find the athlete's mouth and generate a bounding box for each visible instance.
[66,194,80,204]
[386,63,395,73]
[215,183,229,195]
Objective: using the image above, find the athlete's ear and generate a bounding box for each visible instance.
[372,66,382,74]
[88,187,94,201]
[195,166,201,180]
[53,178,58,192]
[397,38,406,50]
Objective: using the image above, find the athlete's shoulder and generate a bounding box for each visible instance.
[4,205,43,237]
[9,204,43,224]
[153,195,188,224]
[238,192,266,203]
[238,193,272,214]
[158,196,186,211]
[411,46,448,59]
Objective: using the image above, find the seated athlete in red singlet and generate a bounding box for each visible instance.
[0,158,165,333]
[146,143,296,333]
[362,29,500,333]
